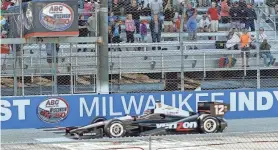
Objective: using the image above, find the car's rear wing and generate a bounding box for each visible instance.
[197,102,230,117]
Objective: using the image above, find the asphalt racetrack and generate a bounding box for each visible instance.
[1,117,278,150]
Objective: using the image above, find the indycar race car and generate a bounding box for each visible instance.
[65,101,229,139]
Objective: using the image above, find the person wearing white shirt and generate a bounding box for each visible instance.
[198,15,211,32]
[258,27,267,43]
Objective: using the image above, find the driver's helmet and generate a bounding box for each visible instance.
[143,109,152,115]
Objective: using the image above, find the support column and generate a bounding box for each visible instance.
[96,0,109,94]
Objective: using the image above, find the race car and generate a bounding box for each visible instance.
[65,101,229,139]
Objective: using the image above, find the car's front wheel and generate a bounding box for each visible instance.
[200,116,220,133]
[104,119,126,138]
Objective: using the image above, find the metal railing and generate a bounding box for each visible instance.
[1,40,278,96]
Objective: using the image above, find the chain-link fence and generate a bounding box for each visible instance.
[107,0,278,93]
[1,0,278,96]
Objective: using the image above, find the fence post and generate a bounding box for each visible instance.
[96,0,109,94]
[256,5,261,89]
[149,135,152,150]
[70,43,73,94]
[180,5,186,91]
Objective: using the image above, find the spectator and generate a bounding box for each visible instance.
[245,3,257,32]
[84,0,93,20]
[229,2,241,30]
[1,0,12,10]
[87,13,96,36]
[238,0,247,8]
[186,6,198,49]
[207,2,220,32]
[163,0,175,32]
[265,0,277,23]
[140,20,148,42]
[260,39,276,67]
[258,27,267,42]
[78,15,88,52]
[111,19,122,51]
[150,14,163,50]
[240,29,251,67]
[108,26,112,51]
[185,3,196,21]
[141,4,152,16]
[238,0,247,31]
[112,1,122,16]
[150,0,163,16]
[125,14,136,43]
[226,28,240,50]
[126,0,141,34]
[220,0,230,24]
[198,15,211,32]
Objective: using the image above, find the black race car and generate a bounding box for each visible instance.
[65,101,229,139]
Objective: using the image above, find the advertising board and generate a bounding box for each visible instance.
[1,88,278,129]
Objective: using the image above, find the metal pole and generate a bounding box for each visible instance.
[96,0,109,94]
[53,44,58,94]
[13,44,17,96]
[149,135,152,150]
[180,6,185,91]
[70,43,73,94]
[20,0,24,96]
[256,6,261,89]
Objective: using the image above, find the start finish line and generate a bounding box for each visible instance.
[1,88,278,129]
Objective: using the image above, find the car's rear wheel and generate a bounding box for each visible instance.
[104,119,126,138]
[200,116,220,133]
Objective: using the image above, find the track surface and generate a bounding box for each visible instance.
[1,117,278,150]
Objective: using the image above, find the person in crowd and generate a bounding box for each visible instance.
[140,20,148,42]
[239,0,247,8]
[163,0,175,32]
[150,14,163,50]
[207,2,220,32]
[229,2,241,30]
[84,0,93,20]
[150,0,163,16]
[112,0,122,16]
[87,12,96,37]
[258,27,267,42]
[245,3,257,32]
[78,15,89,52]
[198,14,211,32]
[125,14,136,43]
[220,0,230,24]
[226,28,240,50]
[265,0,277,23]
[1,0,13,10]
[126,0,141,34]
[260,39,276,67]
[238,0,247,31]
[240,29,251,67]
[111,19,122,51]
[141,4,152,16]
[186,5,198,49]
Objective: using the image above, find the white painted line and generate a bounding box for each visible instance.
[35,137,75,142]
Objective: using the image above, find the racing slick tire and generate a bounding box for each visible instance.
[90,116,107,124]
[104,119,126,138]
[199,116,220,133]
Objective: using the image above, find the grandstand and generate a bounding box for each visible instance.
[1,0,278,96]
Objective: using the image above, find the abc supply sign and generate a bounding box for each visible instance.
[1,89,278,129]
[37,98,69,123]
[39,2,74,31]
